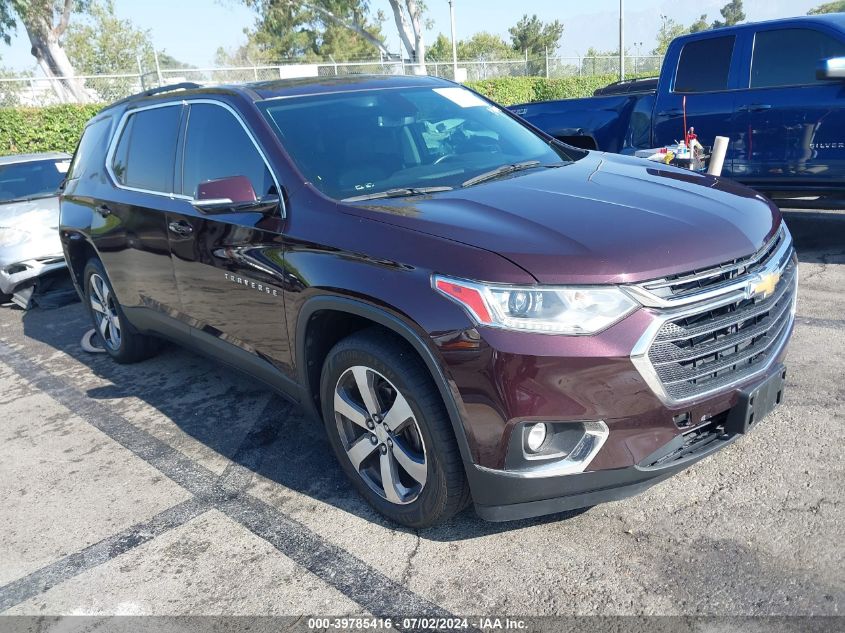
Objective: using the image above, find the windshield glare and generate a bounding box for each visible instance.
[260,86,581,200]
[0,159,69,204]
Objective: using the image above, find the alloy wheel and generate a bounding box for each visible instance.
[334,365,428,505]
[89,273,122,351]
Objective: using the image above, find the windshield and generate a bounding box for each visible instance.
[0,158,69,204]
[259,85,583,200]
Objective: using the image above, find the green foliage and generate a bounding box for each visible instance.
[689,14,709,33]
[466,74,652,106]
[459,32,520,61]
[62,1,190,100]
[0,0,92,44]
[808,1,845,13]
[426,33,451,62]
[712,0,745,29]
[428,31,520,62]
[0,103,102,156]
[237,0,386,62]
[508,14,564,56]
[653,17,688,55]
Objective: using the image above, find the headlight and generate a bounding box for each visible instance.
[433,275,639,334]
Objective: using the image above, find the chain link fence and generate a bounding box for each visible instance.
[0,55,663,107]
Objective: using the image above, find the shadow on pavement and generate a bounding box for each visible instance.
[17,301,587,542]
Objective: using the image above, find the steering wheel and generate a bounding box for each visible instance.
[433,153,461,165]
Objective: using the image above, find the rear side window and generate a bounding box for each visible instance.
[674,36,735,93]
[751,28,845,88]
[180,103,274,199]
[111,105,181,193]
[68,116,112,181]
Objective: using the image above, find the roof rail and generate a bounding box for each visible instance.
[143,82,202,97]
[108,82,203,109]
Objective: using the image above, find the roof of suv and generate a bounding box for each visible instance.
[104,74,455,114]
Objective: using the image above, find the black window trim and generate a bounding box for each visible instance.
[106,98,282,216]
[106,101,186,198]
[747,26,845,91]
[670,34,737,95]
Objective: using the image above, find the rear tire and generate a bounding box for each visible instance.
[83,259,159,364]
[320,328,470,528]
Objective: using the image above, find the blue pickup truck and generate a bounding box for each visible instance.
[511,15,845,205]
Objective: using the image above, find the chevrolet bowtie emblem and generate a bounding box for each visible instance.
[749,271,781,299]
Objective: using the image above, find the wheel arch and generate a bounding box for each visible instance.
[62,232,101,296]
[295,295,476,472]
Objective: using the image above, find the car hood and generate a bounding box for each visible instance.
[0,196,63,268]
[343,152,781,285]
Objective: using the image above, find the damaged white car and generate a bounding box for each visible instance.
[0,152,72,307]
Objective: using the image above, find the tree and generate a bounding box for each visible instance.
[712,0,745,29]
[156,51,193,70]
[64,1,152,74]
[240,0,426,72]
[653,16,687,55]
[0,0,91,102]
[508,14,564,57]
[460,32,518,61]
[64,1,190,100]
[808,1,845,13]
[425,32,450,62]
[689,14,709,33]
[386,0,425,73]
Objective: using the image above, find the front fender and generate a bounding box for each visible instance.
[294,293,478,475]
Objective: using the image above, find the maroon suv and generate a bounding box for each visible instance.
[59,76,796,527]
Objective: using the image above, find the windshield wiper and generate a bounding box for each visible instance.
[461,161,543,188]
[342,186,453,202]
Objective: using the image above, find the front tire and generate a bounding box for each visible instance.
[83,259,159,364]
[320,329,470,528]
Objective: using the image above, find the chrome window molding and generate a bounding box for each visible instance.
[104,98,284,216]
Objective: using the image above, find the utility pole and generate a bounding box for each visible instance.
[448,0,458,80]
[619,0,625,81]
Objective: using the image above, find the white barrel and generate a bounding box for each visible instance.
[708,136,729,176]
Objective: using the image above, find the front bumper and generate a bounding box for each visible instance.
[437,277,795,522]
[0,256,67,295]
[470,434,733,522]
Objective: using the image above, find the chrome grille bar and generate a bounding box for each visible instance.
[649,292,794,366]
[630,222,796,406]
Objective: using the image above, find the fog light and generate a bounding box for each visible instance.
[526,423,548,452]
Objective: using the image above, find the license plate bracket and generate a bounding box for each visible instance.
[726,366,787,435]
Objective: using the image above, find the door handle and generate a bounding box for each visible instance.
[738,103,772,112]
[95,204,112,217]
[657,108,684,116]
[168,220,193,236]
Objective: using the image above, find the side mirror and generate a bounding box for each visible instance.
[192,175,281,215]
[817,56,845,80]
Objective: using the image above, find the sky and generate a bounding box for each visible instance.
[0,0,827,73]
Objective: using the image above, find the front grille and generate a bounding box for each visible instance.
[647,258,796,401]
[641,227,786,302]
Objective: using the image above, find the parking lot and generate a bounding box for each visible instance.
[0,211,842,625]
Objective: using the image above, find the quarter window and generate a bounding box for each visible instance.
[111,105,181,192]
[751,28,845,88]
[181,103,274,199]
[674,36,735,93]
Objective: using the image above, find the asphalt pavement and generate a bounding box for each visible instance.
[0,211,841,630]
